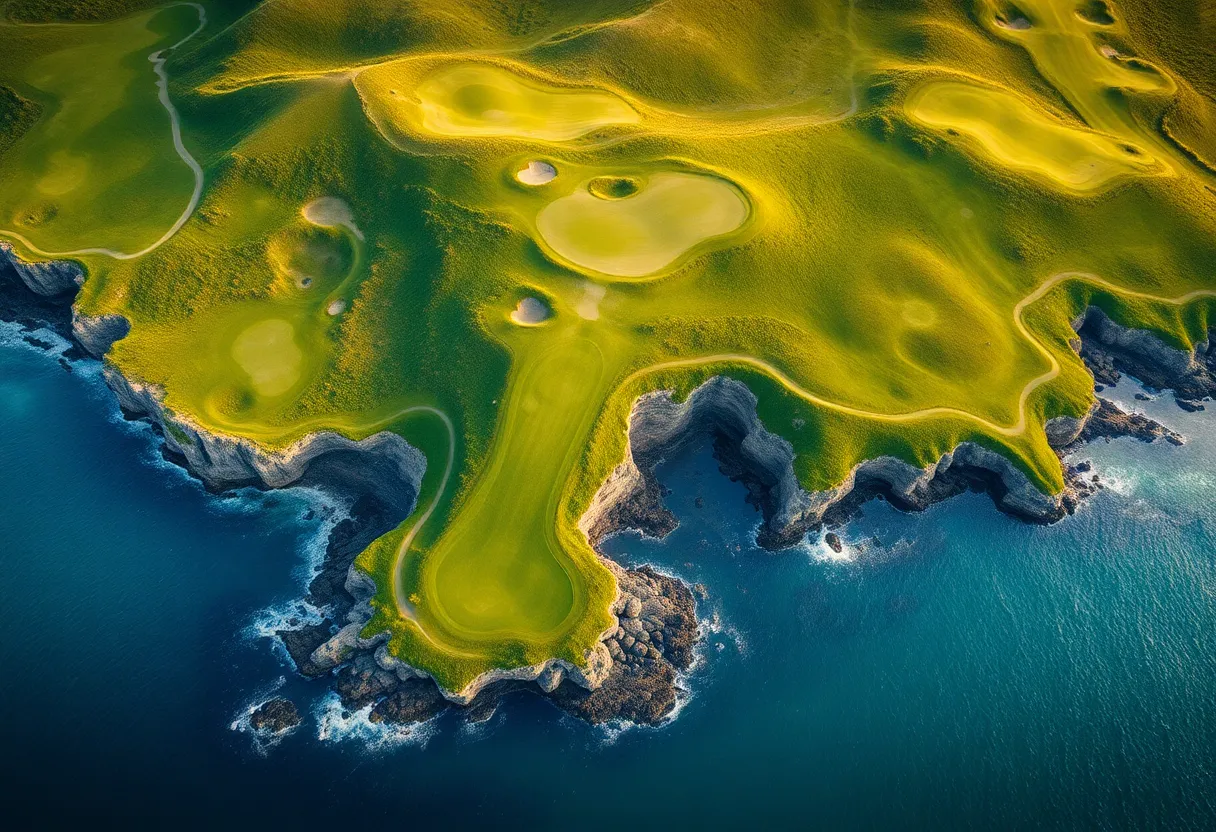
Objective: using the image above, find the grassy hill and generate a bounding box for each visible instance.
[2,0,1214,692]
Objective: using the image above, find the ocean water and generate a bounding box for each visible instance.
[2,329,1215,829]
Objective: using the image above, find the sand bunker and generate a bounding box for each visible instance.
[231,318,302,397]
[906,81,1164,191]
[516,161,557,186]
[303,197,364,241]
[412,64,638,141]
[535,172,749,278]
[327,298,347,316]
[510,296,551,325]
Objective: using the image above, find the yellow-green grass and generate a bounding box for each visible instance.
[410,63,639,141]
[0,5,199,253]
[5,0,1216,693]
[905,80,1164,191]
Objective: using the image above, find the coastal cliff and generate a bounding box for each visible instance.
[1,244,1208,729]
[0,242,82,297]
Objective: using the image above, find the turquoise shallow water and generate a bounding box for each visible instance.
[1,329,1215,828]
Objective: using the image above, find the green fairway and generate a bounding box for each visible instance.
[0,4,202,255]
[3,0,1216,694]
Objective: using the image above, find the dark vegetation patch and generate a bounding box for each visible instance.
[1076,0,1116,26]
[5,0,159,22]
[0,84,41,155]
[587,175,640,199]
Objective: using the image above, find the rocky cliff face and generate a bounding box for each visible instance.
[0,242,83,297]
[72,311,130,358]
[1076,307,1216,410]
[582,377,1080,554]
[100,364,426,518]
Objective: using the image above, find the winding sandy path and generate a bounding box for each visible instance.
[0,2,207,261]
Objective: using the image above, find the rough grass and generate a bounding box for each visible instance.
[2,0,1215,692]
[0,84,40,155]
[4,0,160,22]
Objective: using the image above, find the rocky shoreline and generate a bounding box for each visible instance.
[3,245,1210,733]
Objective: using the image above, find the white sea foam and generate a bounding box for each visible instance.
[801,530,859,564]
[0,319,72,353]
[314,692,437,751]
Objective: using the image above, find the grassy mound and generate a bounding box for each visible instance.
[3,0,1215,693]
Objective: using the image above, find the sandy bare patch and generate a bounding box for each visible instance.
[303,197,365,241]
[327,298,348,316]
[577,283,607,321]
[516,161,557,186]
[510,296,551,325]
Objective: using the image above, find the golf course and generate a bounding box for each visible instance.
[2,0,1215,694]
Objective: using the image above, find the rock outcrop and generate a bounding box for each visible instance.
[549,563,698,725]
[249,697,301,734]
[71,311,130,358]
[1071,397,1184,449]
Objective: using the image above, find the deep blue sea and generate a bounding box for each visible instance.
[2,325,1215,829]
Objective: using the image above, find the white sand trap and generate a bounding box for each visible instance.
[510,296,551,325]
[996,16,1031,30]
[577,283,606,321]
[516,161,557,186]
[303,197,365,241]
[327,298,347,316]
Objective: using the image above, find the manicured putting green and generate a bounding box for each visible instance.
[535,171,750,277]
[906,81,1162,191]
[413,63,639,140]
[232,318,302,397]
